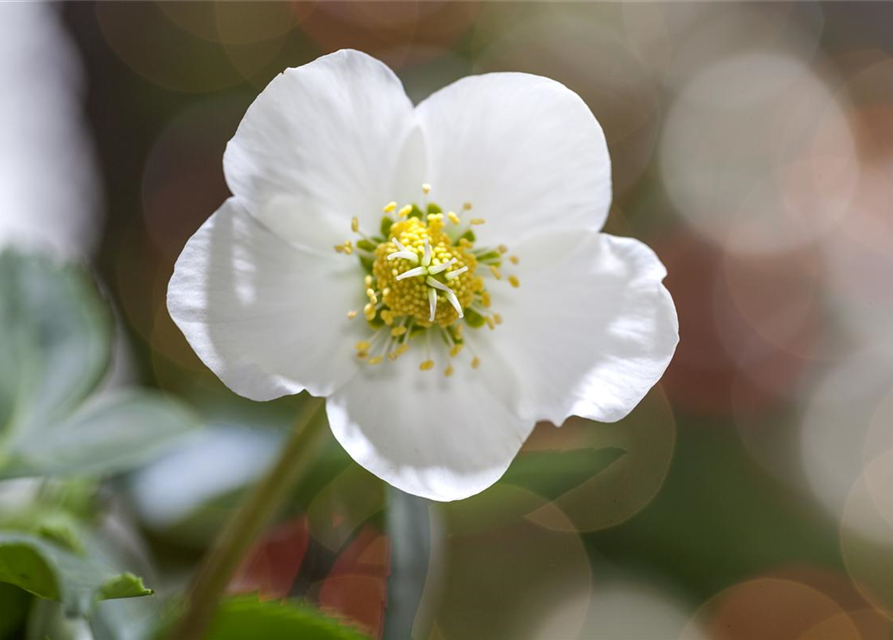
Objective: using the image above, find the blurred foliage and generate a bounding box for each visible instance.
[0,250,199,638]
[204,595,369,640]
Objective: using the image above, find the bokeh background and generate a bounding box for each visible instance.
[3,2,893,639]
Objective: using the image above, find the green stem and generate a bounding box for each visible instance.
[171,396,327,640]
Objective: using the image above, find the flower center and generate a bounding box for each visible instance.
[334,184,520,374]
[374,217,479,326]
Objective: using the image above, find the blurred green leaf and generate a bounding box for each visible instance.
[0,532,153,617]
[0,391,200,479]
[0,250,111,441]
[97,573,151,600]
[501,447,626,501]
[0,583,30,640]
[0,508,86,555]
[203,596,369,640]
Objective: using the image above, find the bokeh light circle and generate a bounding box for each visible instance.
[660,51,857,255]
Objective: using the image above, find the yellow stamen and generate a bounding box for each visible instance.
[471,357,480,369]
[355,341,371,352]
[447,211,461,225]
[463,202,472,210]
[422,183,431,194]
[490,265,502,280]
[347,310,357,320]
[383,201,397,213]
[419,359,435,371]
[494,313,503,325]
[470,218,485,225]
[485,316,495,330]
[351,217,359,233]
[508,275,520,288]
[498,244,508,254]
[398,204,413,218]
[368,356,383,365]
[391,326,407,337]
[481,291,492,308]
[509,255,519,265]
[334,240,353,254]
[449,344,463,358]
[444,365,454,377]
[366,288,378,304]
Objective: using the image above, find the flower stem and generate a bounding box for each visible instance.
[171,396,327,640]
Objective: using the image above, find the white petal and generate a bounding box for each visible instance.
[224,49,424,232]
[326,337,532,502]
[167,197,368,402]
[489,230,678,425]
[416,72,611,244]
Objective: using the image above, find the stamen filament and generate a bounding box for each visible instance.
[387,250,419,263]
[426,258,456,275]
[397,266,427,281]
[445,266,468,281]
[426,277,464,318]
[428,287,437,322]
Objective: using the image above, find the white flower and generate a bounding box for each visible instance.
[168,50,678,502]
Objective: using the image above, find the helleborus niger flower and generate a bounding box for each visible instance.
[168,50,678,502]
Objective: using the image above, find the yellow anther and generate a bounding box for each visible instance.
[364,275,373,287]
[383,201,397,213]
[368,356,383,365]
[356,351,368,360]
[485,316,495,330]
[471,357,481,369]
[351,217,359,233]
[422,183,432,194]
[463,202,472,210]
[419,359,435,371]
[364,303,376,320]
[508,275,520,288]
[509,255,519,265]
[449,344,463,358]
[355,341,371,352]
[366,288,378,304]
[498,244,509,254]
[390,326,407,337]
[444,365,454,377]
[490,265,502,280]
[481,291,492,308]
[387,350,399,361]
[470,218,485,225]
[447,211,461,225]
[334,240,353,254]
[347,310,358,320]
[398,204,413,218]
[397,344,410,356]
[494,313,503,325]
